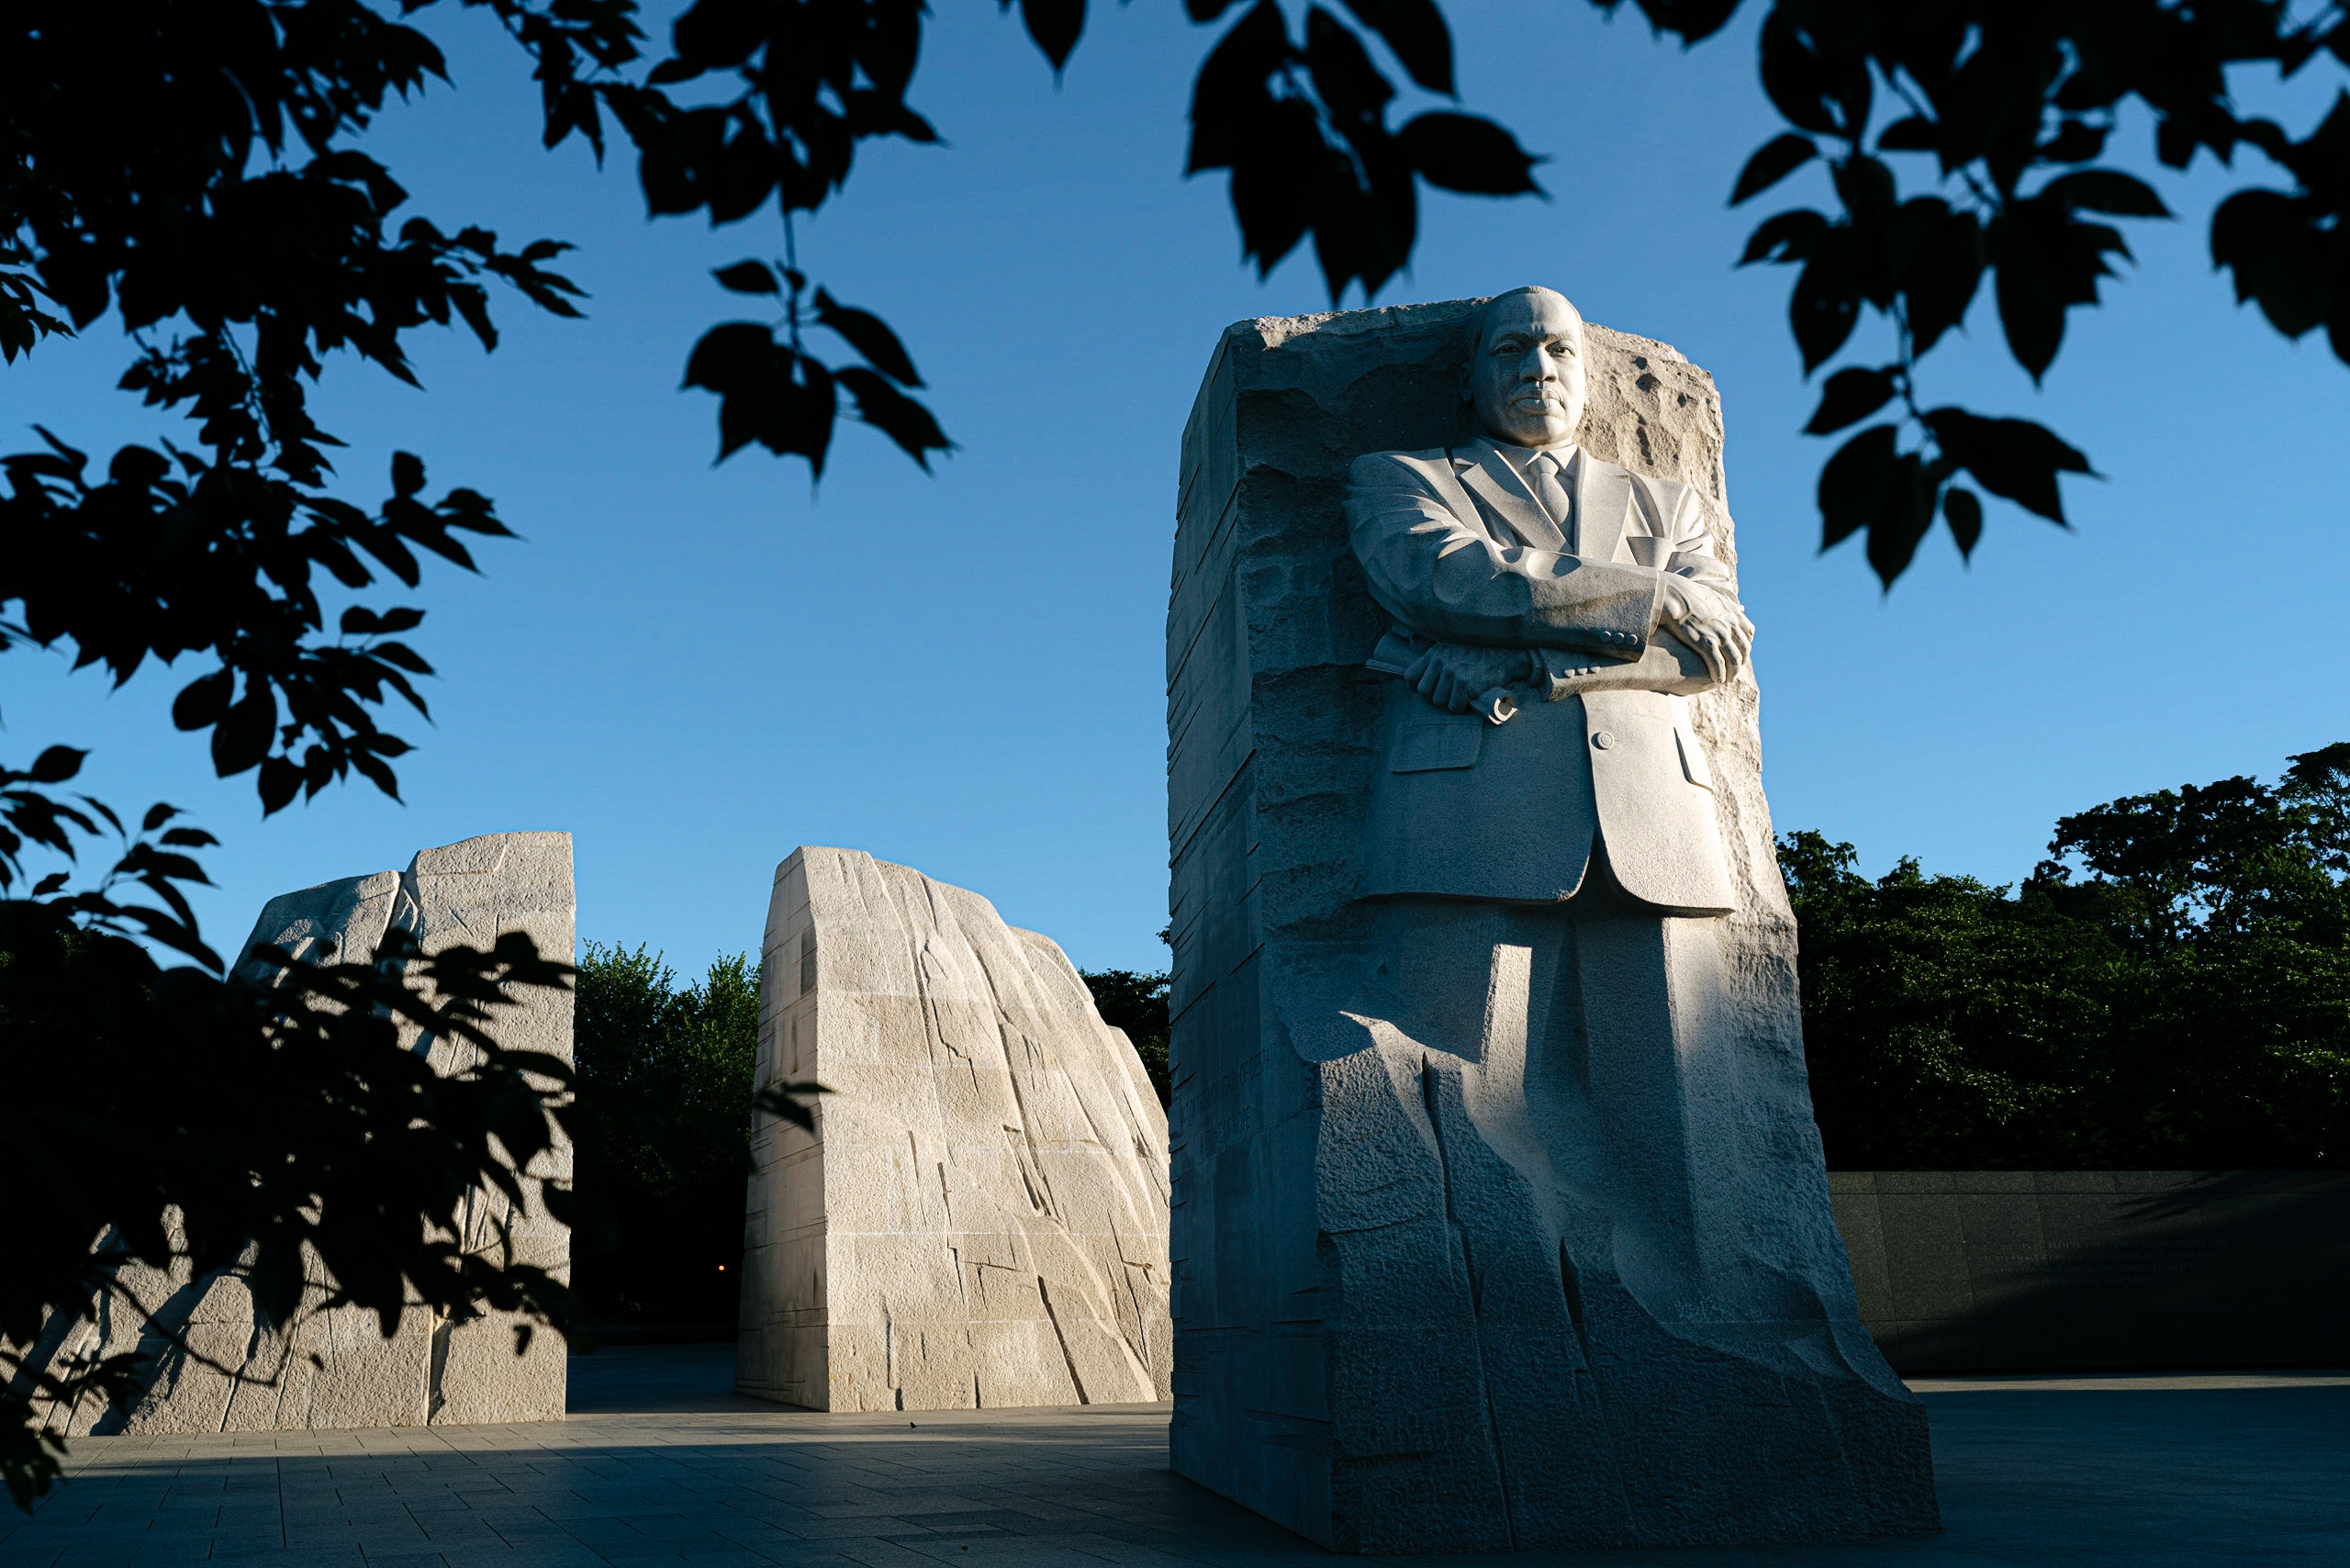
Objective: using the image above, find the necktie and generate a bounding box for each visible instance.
[1528,451,1573,534]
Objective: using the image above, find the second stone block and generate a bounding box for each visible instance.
[735,846,1171,1412]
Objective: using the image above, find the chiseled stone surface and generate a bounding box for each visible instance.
[22,833,575,1437]
[1167,297,1935,1551]
[736,846,1170,1413]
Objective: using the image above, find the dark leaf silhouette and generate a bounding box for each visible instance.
[2212,187,2332,342]
[1341,0,1455,95]
[1013,0,1087,72]
[1791,236,1860,371]
[814,290,924,386]
[2039,169,2170,218]
[1732,133,1817,205]
[1740,207,1828,265]
[580,0,1548,468]
[714,260,782,295]
[1398,113,1543,195]
[1805,365,1898,434]
[684,323,843,470]
[1863,451,1940,587]
[1942,485,1984,558]
[26,747,84,785]
[1709,0,2350,580]
[1818,424,1898,552]
[1184,1,1537,301]
[1925,409,2094,523]
[836,367,953,467]
[1877,115,1936,152]
[1900,206,1985,354]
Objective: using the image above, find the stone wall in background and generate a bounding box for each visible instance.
[736,846,1170,1412]
[1834,1170,2350,1371]
[23,832,575,1436]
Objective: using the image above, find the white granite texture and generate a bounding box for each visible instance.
[735,846,1171,1413]
[1165,298,1938,1551]
[21,833,575,1436]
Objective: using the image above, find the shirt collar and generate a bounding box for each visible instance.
[1483,438,1579,480]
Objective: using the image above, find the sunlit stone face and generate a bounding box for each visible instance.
[1464,287,1587,449]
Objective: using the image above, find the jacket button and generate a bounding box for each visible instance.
[1592,730,1616,750]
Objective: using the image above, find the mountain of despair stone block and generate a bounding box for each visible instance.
[18,832,573,1436]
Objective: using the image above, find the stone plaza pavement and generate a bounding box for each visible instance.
[4,1345,2344,1568]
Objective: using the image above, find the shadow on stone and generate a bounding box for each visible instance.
[1832,1170,2350,1372]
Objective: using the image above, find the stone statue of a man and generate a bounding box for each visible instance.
[1334,288,1778,1280]
[1167,288,1934,1553]
[1347,285,1752,912]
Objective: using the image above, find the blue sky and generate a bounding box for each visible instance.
[7,2,2347,976]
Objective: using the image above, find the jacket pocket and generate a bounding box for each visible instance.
[1393,716,1483,772]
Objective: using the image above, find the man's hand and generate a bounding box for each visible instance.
[1404,643,1528,713]
[1659,577,1754,685]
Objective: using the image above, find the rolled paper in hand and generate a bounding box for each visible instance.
[1472,687,1518,725]
[1539,634,1713,701]
[1625,534,1674,568]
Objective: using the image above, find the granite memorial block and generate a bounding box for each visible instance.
[20,832,575,1436]
[1166,290,1939,1551]
[735,846,1171,1412]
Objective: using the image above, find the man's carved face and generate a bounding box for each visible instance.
[1464,288,1586,449]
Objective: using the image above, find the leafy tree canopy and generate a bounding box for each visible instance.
[0,904,576,1509]
[1082,968,1171,1106]
[569,943,764,1328]
[12,0,2350,608]
[564,951,1169,1331]
[1791,742,2350,1170]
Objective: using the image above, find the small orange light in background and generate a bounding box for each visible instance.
[717,1264,726,1271]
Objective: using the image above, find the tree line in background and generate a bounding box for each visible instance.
[566,943,1171,1328]
[1073,744,2350,1171]
[573,738,2350,1331]
[569,945,760,1329]
[1079,968,1174,1106]
[1793,741,2350,1170]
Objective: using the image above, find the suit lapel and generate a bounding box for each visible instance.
[1571,450,1633,565]
[1455,441,1567,552]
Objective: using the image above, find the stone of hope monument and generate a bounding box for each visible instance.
[1165,287,1940,1552]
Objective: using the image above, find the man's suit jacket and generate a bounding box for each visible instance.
[1345,439,1740,915]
